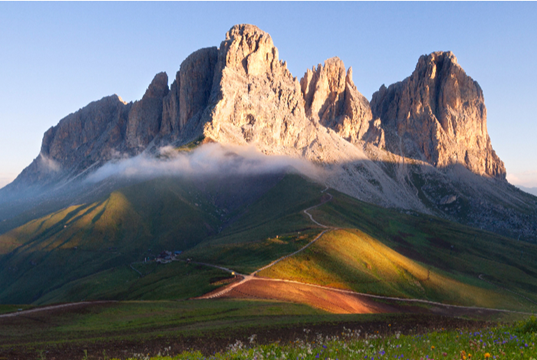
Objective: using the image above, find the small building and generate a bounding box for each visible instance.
[158,251,172,260]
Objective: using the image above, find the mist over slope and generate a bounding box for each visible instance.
[1,24,536,242]
[86,143,325,184]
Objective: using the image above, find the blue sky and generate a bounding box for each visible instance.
[1,2,536,188]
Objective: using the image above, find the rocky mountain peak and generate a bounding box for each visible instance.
[220,24,280,77]
[300,57,373,143]
[4,25,535,244]
[126,72,170,150]
[371,51,506,178]
[142,72,169,100]
[301,57,346,121]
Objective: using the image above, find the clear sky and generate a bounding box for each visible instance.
[1,2,536,188]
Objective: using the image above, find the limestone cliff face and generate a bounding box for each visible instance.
[300,58,373,143]
[370,51,506,178]
[126,72,168,150]
[202,25,378,166]
[161,47,218,136]
[203,24,313,154]
[13,27,506,186]
[18,94,131,185]
[7,24,535,243]
[179,47,218,129]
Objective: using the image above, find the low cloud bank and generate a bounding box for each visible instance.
[507,171,537,188]
[86,143,326,183]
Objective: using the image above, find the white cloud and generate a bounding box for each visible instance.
[39,153,61,172]
[507,170,537,188]
[86,143,326,183]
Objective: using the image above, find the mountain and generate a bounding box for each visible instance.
[1,24,536,243]
[370,51,505,178]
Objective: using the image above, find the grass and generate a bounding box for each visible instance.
[258,229,531,310]
[114,318,537,359]
[0,299,327,350]
[0,179,220,304]
[2,171,537,315]
[0,304,34,314]
[296,189,537,310]
[35,261,232,304]
[182,230,321,274]
[0,173,324,304]
[3,299,522,359]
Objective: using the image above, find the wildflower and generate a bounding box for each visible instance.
[484,354,491,359]
[431,346,435,350]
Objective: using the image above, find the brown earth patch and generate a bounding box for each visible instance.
[199,275,244,298]
[221,279,398,314]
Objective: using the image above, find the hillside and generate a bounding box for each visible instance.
[0,172,324,304]
[0,171,535,314]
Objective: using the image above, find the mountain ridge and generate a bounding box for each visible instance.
[1,24,536,242]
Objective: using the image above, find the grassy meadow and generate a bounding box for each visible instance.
[254,188,537,311]
[115,317,537,360]
[2,298,525,359]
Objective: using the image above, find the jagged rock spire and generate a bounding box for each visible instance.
[371,51,505,178]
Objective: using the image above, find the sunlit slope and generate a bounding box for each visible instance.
[2,170,536,311]
[0,173,325,304]
[258,191,537,311]
[0,177,223,303]
[39,174,326,303]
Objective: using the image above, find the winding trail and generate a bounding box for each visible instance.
[303,193,333,228]
[233,277,535,315]
[197,186,535,315]
[3,185,533,318]
[253,229,332,275]
[198,185,337,299]
[0,301,116,319]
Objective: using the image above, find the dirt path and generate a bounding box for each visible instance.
[197,187,534,315]
[198,186,337,299]
[303,192,333,228]
[252,229,332,275]
[0,301,116,319]
[246,277,534,315]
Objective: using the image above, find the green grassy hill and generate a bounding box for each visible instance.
[258,190,537,311]
[1,172,537,313]
[0,173,324,304]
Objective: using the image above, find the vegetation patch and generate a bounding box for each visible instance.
[122,319,537,360]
